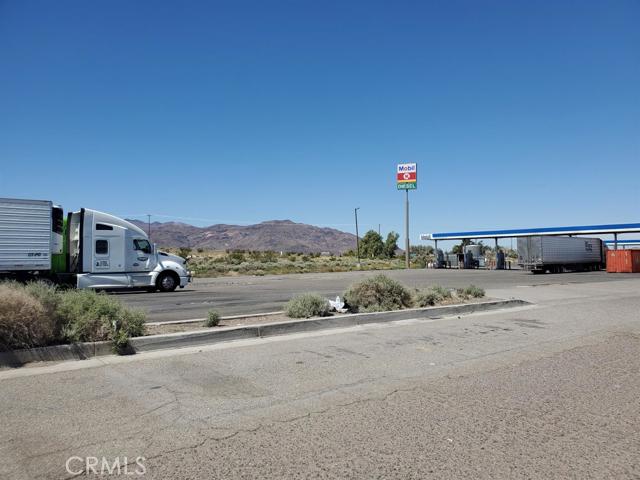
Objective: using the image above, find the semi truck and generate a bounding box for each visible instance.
[0,198,191,291]
[517,236,606,274]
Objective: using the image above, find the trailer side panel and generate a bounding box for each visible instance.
[518,236,604,271]
[0,198,52,272]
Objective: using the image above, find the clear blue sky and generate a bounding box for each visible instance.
[1,0,638,248]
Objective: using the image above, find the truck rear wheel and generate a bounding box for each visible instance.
[156,272,179,292]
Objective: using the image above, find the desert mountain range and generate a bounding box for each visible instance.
[127,219,357,254]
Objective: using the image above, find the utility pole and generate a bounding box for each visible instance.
[147,214,151,240]
[354,208,360,264]
[405,190,410,268]
[378,223,381,236]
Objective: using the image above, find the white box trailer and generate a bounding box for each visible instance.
[0,198,62,272]
[517,236,606,273]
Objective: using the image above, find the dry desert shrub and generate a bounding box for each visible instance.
[0,284,52,349]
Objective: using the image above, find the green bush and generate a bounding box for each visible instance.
[0,282,145,351]
[344,274,413,312]
[415,290,438,307]
[205,310,221,327]
[285,293,330,318]
[227,251,246,264]
[264,251,278,262]
[456,285,485,299]
[414,285,452,307]
[432,285,452,299]
[58,289,145,351]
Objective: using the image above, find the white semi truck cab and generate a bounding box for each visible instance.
[0,198,191,292]
[69,208,191,291]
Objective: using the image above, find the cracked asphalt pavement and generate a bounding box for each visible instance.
[1,278,639,479]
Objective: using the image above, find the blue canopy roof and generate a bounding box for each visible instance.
[605,239,640,245]
[421,223,640,241]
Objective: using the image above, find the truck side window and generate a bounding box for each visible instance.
[133,239,152,254]
[96,240,109,255]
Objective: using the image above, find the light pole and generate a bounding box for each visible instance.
[354,208,360,264]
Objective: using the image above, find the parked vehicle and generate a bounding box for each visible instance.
[446,253,459,268]
[463,244,486,268]
[517,236,606,273]
[0,198,191,291]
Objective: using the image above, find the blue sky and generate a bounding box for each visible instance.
[1,0,638,248]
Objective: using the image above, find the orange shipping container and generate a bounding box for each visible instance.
[607,249,640,273]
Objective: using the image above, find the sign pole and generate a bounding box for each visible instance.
[396,162,416,270]
[405,189,410,268]
[354,207,360,264]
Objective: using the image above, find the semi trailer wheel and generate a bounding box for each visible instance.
[156,272,179,292]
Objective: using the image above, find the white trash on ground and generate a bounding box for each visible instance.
[328,296,348,313]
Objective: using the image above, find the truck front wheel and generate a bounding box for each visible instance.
[156,271,179,292]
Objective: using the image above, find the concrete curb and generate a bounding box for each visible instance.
[0,341,113,368]
[244,299,530,342]
[0,299,530,367]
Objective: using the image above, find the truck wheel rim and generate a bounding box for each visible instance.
[161,276,175,289]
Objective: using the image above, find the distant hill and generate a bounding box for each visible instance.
[127,219,357,254]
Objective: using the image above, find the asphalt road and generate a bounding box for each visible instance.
[113,268,639,322]
[2,278,639,479]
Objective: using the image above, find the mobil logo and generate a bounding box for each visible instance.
[397,163,417,173]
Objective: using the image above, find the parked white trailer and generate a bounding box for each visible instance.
[0,198,60,272]
[517,236,606,273]
[0,198,191,292]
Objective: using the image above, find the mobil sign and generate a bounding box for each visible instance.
[397,163,417,190]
